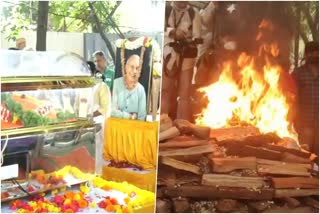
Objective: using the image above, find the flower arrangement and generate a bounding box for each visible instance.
[9,166,154,213]
[10,190,90,213]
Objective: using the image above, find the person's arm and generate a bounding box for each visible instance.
[95,83,109,117]
[137,86,147,121]
[111,81,131,119]
[105,84,111,118]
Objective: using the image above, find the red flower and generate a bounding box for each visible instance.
[53,195,65,205]
[110,198,119,205]
[70,204,79,212]
[26,186,35,192]
[98,201,107,209]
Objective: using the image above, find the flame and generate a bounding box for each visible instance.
[196,22,297,141]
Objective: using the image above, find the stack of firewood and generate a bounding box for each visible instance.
[157,114,319,213]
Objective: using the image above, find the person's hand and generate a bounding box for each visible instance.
[130,113,138,120]
[93,111,102,117]
[169,29,186,40]
[175,29,186,40]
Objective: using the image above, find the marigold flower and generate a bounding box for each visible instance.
[65,191,75,199]
[106,204,115,212]
[124,197,130,204]
[51,189,58,196]
[90,202,97,208]
[78,199,88,208]
[64,198,72,205]
[65,208,74,213]
[80,184,90,194]
[60,186,67,192]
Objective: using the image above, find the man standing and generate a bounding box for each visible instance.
[93,51,115,91]
[162,1,201,121]
[293,41,319,156]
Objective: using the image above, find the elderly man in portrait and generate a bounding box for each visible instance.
[111,54,147,121]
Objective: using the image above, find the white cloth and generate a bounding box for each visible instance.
[93,80,111,175]
[198,2,216,57]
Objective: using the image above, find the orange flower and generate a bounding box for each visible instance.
[65,208,74,213]
[106,204,115,212]
[65,192,75,199]
[78,200,88,208]
[102,185,111,191]
[124,197,130,204]
[36,175,45,184]
[105,199,112,206]
[122,207,129,213]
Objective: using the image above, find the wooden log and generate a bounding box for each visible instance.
[248,201,271,212]
[202,174,266,189]
[174,119,210,139]
[175,174,200,185]
[163,185,274,200]
[258,164,310,177]
[301,197,319,209]
[283,197,301,208]
[257,159,312,170]
[156,198,172,213]
[282,152,311,164]
[156,166,176,187]
[216,199,238,212]
[210,126,260,141]
[275,189,319,198]
[168,135,200,142]
[160,156,201,175]
[271,177,319,189]
[160,117,173,132]
[159,126,180,142]
[211,157,257,173]
[172,198,190,213]
[264,144,311,159]
[171,154,205,163]
[263,206,314,213]
[159,144,214,157]
[226,145,282,160]
[159,140,209,149]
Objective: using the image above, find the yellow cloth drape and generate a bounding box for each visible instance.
[102,166,156,193]
[104,117,158,170]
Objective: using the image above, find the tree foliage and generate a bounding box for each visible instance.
[1,0,120,41]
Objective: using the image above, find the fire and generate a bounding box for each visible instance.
[196,20,297,141]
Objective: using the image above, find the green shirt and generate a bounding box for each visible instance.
[103,67,115,91]
[111,77,146,121]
